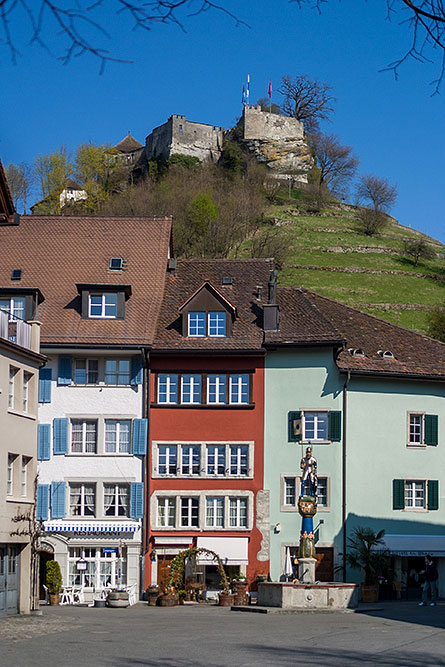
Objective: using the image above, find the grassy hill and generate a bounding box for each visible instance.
[247,197,444,335]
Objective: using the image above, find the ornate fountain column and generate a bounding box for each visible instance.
[297,447,317,582]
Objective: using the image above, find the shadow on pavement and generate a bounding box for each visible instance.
[357,601,445,630]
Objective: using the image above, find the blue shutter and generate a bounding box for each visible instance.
[37,424,51,461]
[58,356,72,385]
[51,481,66,519]
[53,418,69,455]
[132,418,148,455]
[38,368,52,403]
[36,484,50,521]
[130,482,144,519]
[130,356,143,386]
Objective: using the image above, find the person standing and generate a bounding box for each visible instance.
[418,555,438,606]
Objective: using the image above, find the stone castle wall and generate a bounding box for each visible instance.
[145,115,224,163]
[242,105,304,141]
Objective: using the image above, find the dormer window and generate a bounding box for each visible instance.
[188,311,226,337]
[208,312,226,337]
[89,293,118,319]
[180,282,236,339]
[0,297,26,321]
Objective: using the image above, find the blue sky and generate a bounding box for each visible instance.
[1,0,444,242]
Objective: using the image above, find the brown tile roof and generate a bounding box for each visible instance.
[115,134,143,153]
[276,288,445,379]
[0,215,172,346]
[0,159,16,224]
[64,179,84,190]
[153,259,274,352]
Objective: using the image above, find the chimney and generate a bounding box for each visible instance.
[263,269,279,332]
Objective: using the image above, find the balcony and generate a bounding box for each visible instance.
[0,309,34,350]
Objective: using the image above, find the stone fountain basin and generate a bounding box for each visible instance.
[257,582,358,609]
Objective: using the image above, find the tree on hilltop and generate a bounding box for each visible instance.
[355,174,398,237]
[403,238,436,266]
[309,132,359,206]
[428,307,445,342]
[5,162,34,214]
[277,74,335,134]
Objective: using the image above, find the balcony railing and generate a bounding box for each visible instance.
[0,309,31,349]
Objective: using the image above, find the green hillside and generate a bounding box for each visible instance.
[247,199,444,335]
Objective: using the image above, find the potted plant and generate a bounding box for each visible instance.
[345,527,390,603]
[157,586,179,607]
[107,588,129,608]
[146,584,160,607]
[178,590,187,605]
[231,573,249,606]
[46,560,63,605]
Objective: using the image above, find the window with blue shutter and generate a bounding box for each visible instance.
[130,482,144,519]
[132,418,148,455]
[36,484,50,521]
[130,356,143,386]
[58,356,72,385]
[37,424,51,461]
[51,481,66,519]
[428,480,439,510]
[288,411,302,442]
[425,415,438,446]
[393,479,405,510]
[328,411,342,441]
[53,418,69,455]
[38,368,52,403]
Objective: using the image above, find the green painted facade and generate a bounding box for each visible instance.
[265,345,445,597]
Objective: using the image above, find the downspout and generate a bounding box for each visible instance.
[342,369,351,583]
[140,347,150,598]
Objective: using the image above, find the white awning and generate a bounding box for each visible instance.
[196,537,248,565]
[154,536,193,546]
[43,521,139,534]
[380,535,445,556]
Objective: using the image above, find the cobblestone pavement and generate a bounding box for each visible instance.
[1,601,444,666]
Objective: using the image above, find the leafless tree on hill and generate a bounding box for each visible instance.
[309,132,359,205]
[277,74,335,134]
[404,237,436,265]
[355,174,398,237]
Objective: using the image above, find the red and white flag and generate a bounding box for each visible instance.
[268,80,272,98]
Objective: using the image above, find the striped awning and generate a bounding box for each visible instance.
[43,521,139,534]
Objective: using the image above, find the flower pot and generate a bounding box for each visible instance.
[48,593,60,606]
[107,590,129,608]
[157,594,178,607]
[232,581,249,606]
[361,584,379,603]
[218,593,235,607]
[146,591,160,607]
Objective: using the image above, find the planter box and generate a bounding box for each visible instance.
[107,591,129,608]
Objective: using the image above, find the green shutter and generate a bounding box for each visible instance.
[393,479,405,510]
[425,414,438,446]
[428,480,439,510]
[328,411,342,441]
[288,411,301,442]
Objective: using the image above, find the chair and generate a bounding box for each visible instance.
[72,587,84,605]
[59,587,74,605]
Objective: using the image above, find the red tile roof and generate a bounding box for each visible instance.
[153,259,274,352]
[115,134,143,153]
[0,215,172,346]
[0,159,16,224]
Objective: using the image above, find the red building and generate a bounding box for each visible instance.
[145,259,274,594]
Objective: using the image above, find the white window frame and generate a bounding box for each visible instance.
[205,497,225,528]
[22,371,32,412]
[188,311,206,337]
[157,497,176,527]
[8,366,18,409]
[157,374,178,404]
[104,420,131,454]
[71,420,98,454]
[280,474,330,512]
[229,445,249,476]
[21,456,30,498]
[207,375,226,404]
[229,497,248,528]
[181,374,201,404]
[302,410,329,442]
[404,480,427,510]
[153,442,253,479]
[407,412,425,446]
[206,444,226,476]
[284,477,297,507]
[7,454,15,496]
[69,483,96,517]
[208,312,226,337]
[157,444,178,475]
[180,497,200,528]
[229,374,249,405]
[68,547,127,589]
[103,484,130,517]
[88,292,118,319]
[0,297,25,321]
[73,358,99,385]
[180,445,201,476]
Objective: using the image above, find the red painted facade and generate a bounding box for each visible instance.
[144,353,268,589]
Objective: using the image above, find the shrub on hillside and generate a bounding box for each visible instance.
[428,307,445,342]
[357,208,388,237]
[403,238,436,266]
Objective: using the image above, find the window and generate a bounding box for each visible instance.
[68,547,127,589]
[317,478,328,507]
[181,446,201,475]
[157,497,176,527]
[8,366,18,409]
[188,312,206,337]
[21,456,31,497]
[229,375,249,404]
[23,371,32,412]
[74,359,99,385]
[207,375,226,404]
[0,297,25,321]
[408,413,439,446]
[7,454,16,496]
[158,445,177,475]
[230,445,249,476]
[158,374,178,404]
[229,498,248,528]
[69,484,96,516]
[206,497,224,527]
[208,312,226,337]
[207,445,225,476]
[284,478,296,506]
[71,420,97,454]
[104,484,129,517]
[105,359,130,385]
[181,497,199,527]
[88,293,118,318]
[181,375,201,404]
[303,411,328,441]
[105,420,131,454]
[404,481,426,509]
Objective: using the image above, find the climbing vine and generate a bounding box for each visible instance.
[166,547,230,594]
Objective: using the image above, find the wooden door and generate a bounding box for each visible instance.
[157,556,175,592]
[315,547,334,582]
